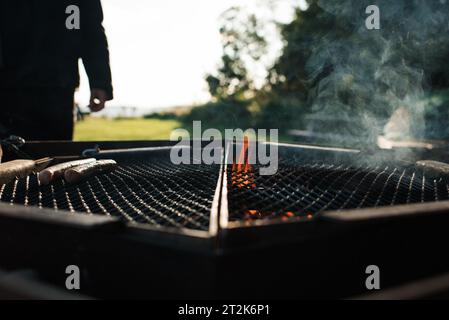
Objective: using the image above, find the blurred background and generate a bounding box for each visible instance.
[74,0,449,149]
[75,0,302,141]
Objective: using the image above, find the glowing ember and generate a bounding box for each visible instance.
[231,136,316,223]
[241,209,314,222]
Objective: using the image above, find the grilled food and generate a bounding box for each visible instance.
[0,158,53,185]
[64,160,118,184]
[416,160,449,179]
[38,158,96,185]
[0,160,39,185]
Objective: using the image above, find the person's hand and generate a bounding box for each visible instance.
[89,89,108,112]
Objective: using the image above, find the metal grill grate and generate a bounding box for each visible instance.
[3,145,448,229]
[228,153,449,223]
[0,156,220,231]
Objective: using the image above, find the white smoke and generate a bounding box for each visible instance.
[305,0,449,144]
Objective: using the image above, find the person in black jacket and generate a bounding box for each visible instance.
[0,0,113,140]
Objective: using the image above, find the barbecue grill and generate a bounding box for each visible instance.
[1,149,219,231]
[2,140,449,299]
[226,146,449,224]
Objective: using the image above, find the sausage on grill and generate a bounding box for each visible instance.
[416,160,449,179]
[38,158,97,185]
[64,160,118,184]
[0,160,37,185]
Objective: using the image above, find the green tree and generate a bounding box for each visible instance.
[206,6,268,101]
[268,1,338,105]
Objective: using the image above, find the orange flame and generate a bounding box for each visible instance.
[231,136,315,222]
[231,135,256,189]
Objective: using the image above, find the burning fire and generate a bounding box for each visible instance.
[231,136,256,189]
[231,136,314,221]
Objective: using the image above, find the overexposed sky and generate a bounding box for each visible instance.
[76,0,304,112]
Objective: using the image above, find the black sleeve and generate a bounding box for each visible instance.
[0,35,4,70]
[80,0,113,99]
[0,0,4,70]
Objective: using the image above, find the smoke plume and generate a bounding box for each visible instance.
[305,0,449,146]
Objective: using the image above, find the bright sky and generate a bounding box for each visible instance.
[76,0,304,114]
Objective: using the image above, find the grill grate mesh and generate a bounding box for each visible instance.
[228,151,449,223]
[2,146,449,229]
[0,155,220,231]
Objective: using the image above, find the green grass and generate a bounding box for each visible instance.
[74,117,182,141]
